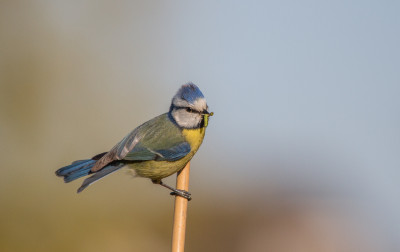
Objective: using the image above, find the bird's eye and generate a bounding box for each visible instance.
[186,108,193,113]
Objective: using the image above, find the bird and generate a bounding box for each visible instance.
[55,83,213,200]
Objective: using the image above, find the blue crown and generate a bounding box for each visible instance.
[178,83,204,104]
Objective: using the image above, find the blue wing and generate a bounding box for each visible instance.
[120,113,191,162]
[124,141,191,161]
[89,114,191,173]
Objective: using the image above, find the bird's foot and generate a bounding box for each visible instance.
[170,189,192,201]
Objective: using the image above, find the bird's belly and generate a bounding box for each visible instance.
[126,154,194,180]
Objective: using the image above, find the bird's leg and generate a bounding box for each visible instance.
[152,179,192,201]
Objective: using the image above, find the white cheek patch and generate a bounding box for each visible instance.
[172,109,202,129]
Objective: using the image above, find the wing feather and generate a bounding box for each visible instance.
[90,113,190,172]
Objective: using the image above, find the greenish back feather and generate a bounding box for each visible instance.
[123,113,191,161]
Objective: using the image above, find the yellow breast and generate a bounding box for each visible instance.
[182,127,206,152]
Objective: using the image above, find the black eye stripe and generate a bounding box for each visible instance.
[174,106,201,114]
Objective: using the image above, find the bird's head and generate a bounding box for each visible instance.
[169,83,213,129]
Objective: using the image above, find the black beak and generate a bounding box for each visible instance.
[202,110,214,116]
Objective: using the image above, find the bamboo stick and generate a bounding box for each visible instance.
[171,162,191,252]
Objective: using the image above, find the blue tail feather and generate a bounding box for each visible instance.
[77,163,125,193]
[56,152,124,192]
[56,159,96,183]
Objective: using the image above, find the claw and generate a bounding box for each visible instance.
[170,189,192,201]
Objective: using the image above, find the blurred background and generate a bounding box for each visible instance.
[1,1,399,251]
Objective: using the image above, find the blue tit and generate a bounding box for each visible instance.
[56,83,213,200]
